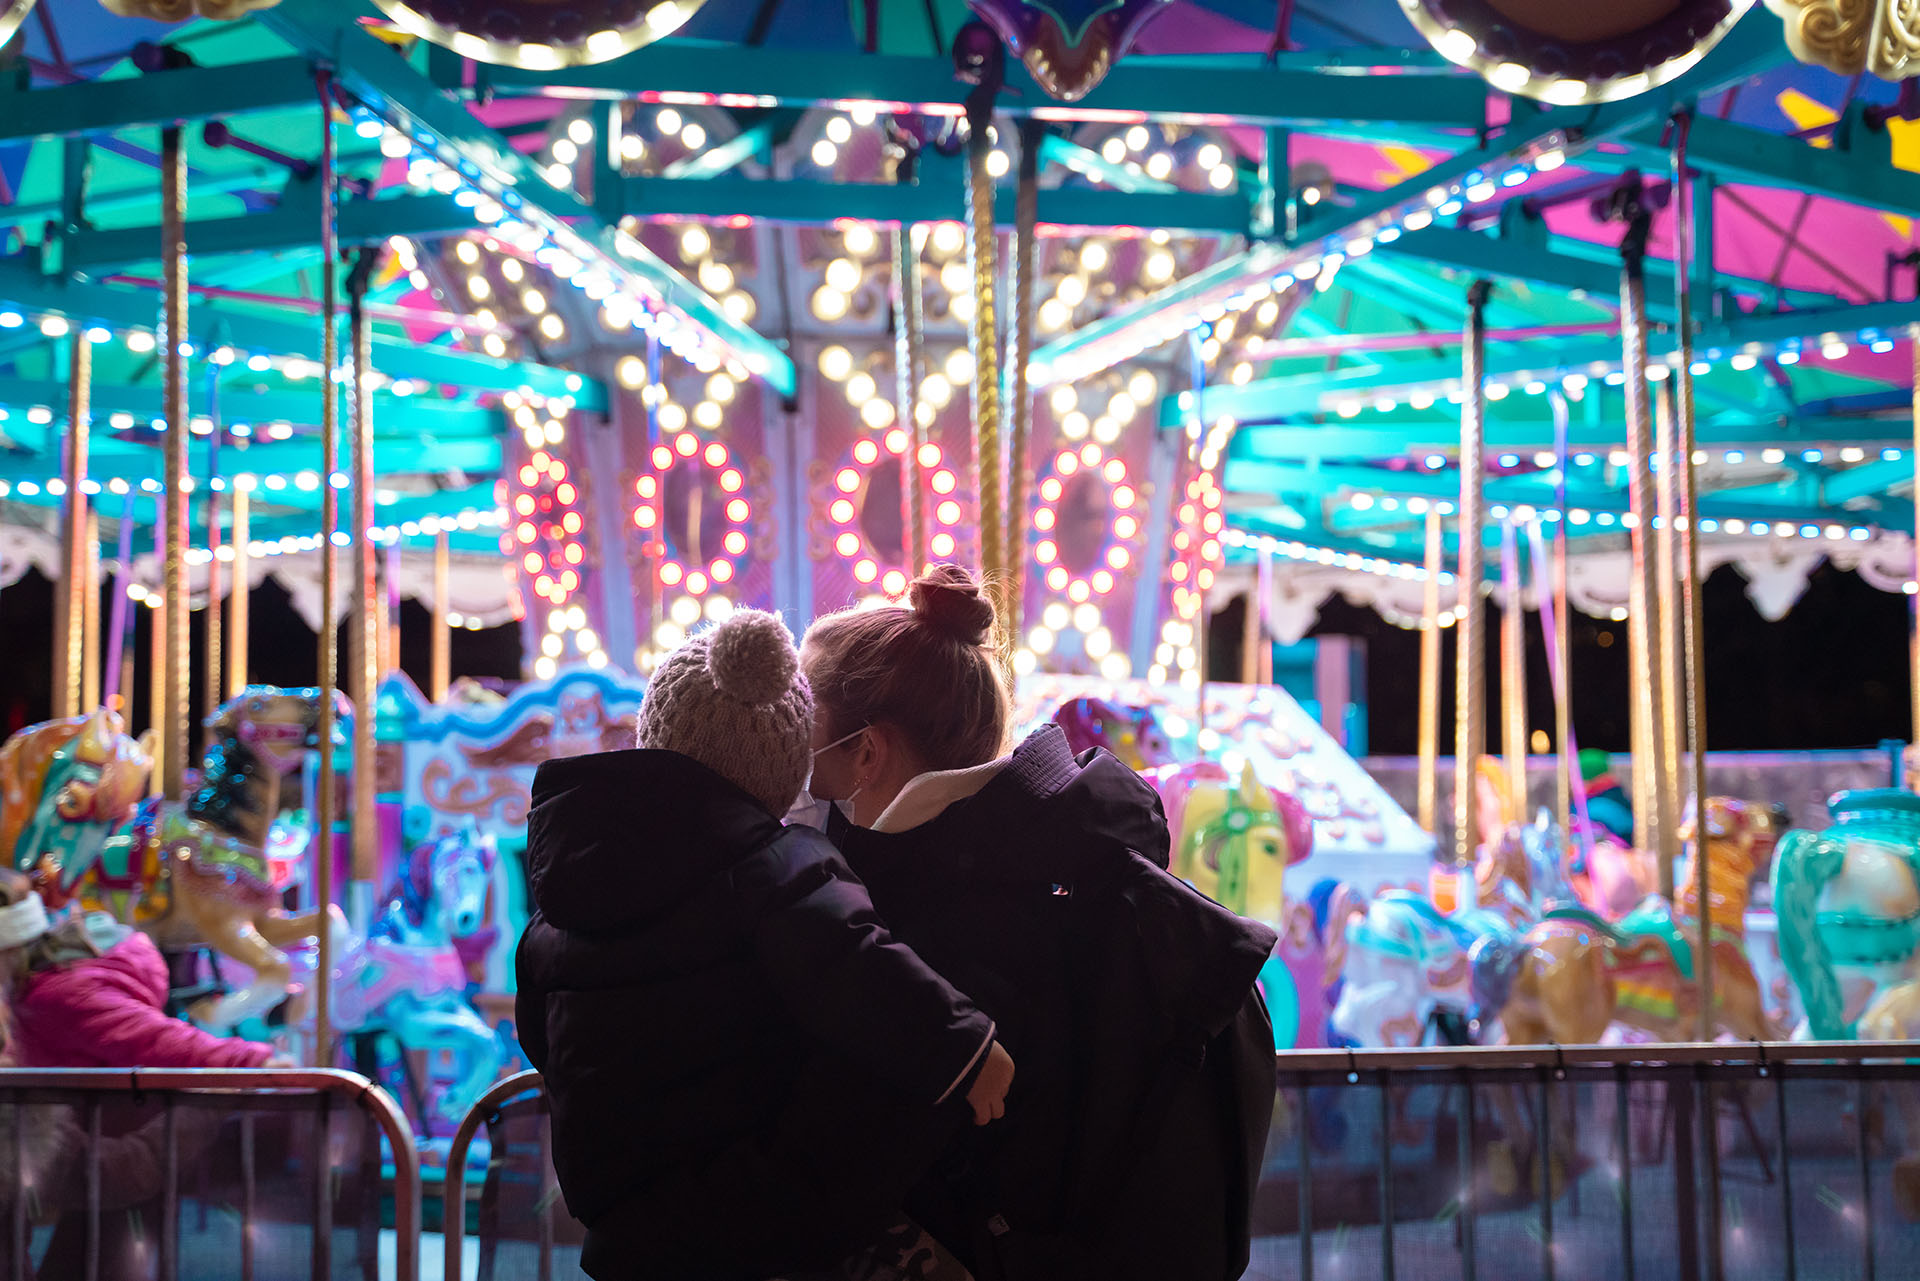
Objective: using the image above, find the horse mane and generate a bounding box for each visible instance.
[1773,826,1850,1038]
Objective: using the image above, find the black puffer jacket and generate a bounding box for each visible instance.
[829,725,1278,1280]
[516,749,995,1281]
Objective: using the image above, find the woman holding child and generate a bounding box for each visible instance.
[519,564,1274,1281]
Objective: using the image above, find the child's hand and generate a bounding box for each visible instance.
[965,1041,1015,1126]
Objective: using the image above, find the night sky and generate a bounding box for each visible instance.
[0,564,1909,756]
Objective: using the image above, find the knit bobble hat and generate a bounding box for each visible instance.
[636,609,814,816]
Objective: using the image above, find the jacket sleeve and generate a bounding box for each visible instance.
[28,966,272,1069]
[514,922,550,1072]
[742,835,995,1105]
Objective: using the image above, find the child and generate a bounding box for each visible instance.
[0,870,278,1070]
[516,609,1011,1281]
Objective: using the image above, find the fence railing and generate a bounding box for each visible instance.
[441,1044,1920,1281]
[18,1050,1918,1281]
[0,1067,420,1281]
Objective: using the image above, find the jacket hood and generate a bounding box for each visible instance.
[526,749,785,933]
[836,724,1172,884]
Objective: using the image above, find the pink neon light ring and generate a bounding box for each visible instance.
[826,434,948,597]
[632,432,753,597]
[1032,443,1140,602]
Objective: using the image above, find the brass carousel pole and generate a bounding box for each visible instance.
[431,532,451,703]
[82,509,100,712]
[160,124,189,801]
[202,376,222,730]
[960,50,1006,650]
[1655,385,1686,874]
[1454,281,1492,869]
[55,332,89,719]
[1614,191,1674,897]
[1499,517,1529,818]
[1417,507,1445,836]
[147,589,165,798]
[1004,120,1042,641]
[346,250,380,908]
[311,72,340,1065]
[227,483,249,698]
[1550,395,1574,835]
[887,128,927,574]
[1257,545,1274,685]
[1239,581,1260,686]
[1673,112,1713,1036]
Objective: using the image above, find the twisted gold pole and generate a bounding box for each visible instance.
[160,125,189,801]
[1454,280,1491,867]
[1656,384,1685,872]
[347,253,379,890]
[1673,114,1713,1038]
[893,223,925,573]
[1619,214,1672,896]
[1004,121,1041,642]
[888,133,926,578]
[431,532,451,703]
[1417,506,1443,836]
[312,72,339,1066]
[963,105,1005,648]
[82,509,99,712]
[227,485,249,699]
[1499,518,1528,819]
[56,332,89,719]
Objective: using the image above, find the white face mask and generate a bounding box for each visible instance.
[786,725,868,829]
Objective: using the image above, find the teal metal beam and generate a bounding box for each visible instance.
[1028,7,1790,384]
[0,169,279,232]
[623,172,1250,234]
[1381,225,1847,316]
[1225,414,1915,459]
[1823,456,1914,504]
[1180,298,1920,422]
[661,120,778,180]
[1598,114,1920,218]
[0,437,501,484]
[484,43,1491,130]
[256,0,795,396]
[0,265,604,410]
[1228,457,1911,530]
[1036,135,1179,195]
[0,58,316,144]
[61,190,478,274]
[0,375,501,437]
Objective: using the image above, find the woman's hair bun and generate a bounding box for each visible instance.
[908,564,996,646]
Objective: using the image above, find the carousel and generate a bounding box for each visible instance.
[6,0,1920,1276]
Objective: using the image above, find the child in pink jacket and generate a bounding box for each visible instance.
[0,870,276,1070]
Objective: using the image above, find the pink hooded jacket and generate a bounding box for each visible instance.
[12,931,273,1070]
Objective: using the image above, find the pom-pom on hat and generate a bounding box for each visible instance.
[636,609,814,816]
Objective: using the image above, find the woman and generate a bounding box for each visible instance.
[801,565,1278,1281]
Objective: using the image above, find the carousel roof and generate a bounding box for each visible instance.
[1,0,1917,625]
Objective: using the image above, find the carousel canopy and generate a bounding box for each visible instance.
[1,0,1917,634]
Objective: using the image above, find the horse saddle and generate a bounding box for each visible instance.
[1542,900,1697,982]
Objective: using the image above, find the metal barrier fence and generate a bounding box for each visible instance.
[0,1067,420,1281]
[443,1045,1920,1281]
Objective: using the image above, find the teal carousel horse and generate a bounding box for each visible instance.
[1773,789,1920,1041]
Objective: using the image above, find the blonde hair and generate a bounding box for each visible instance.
[0,870,97,988]
[802,564,1011,772]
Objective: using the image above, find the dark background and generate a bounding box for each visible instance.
[1210,562,1914,754]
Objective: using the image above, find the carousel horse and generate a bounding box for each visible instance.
[1330,809,1580,1050]
[0,707,155,889]
[1773,789,1920,1041]
[1471,797,1781,1047]
[4,688,351,1030]
[332,830,509,1129]
[1150,760,1312,922]
[1052,697,1176,771]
